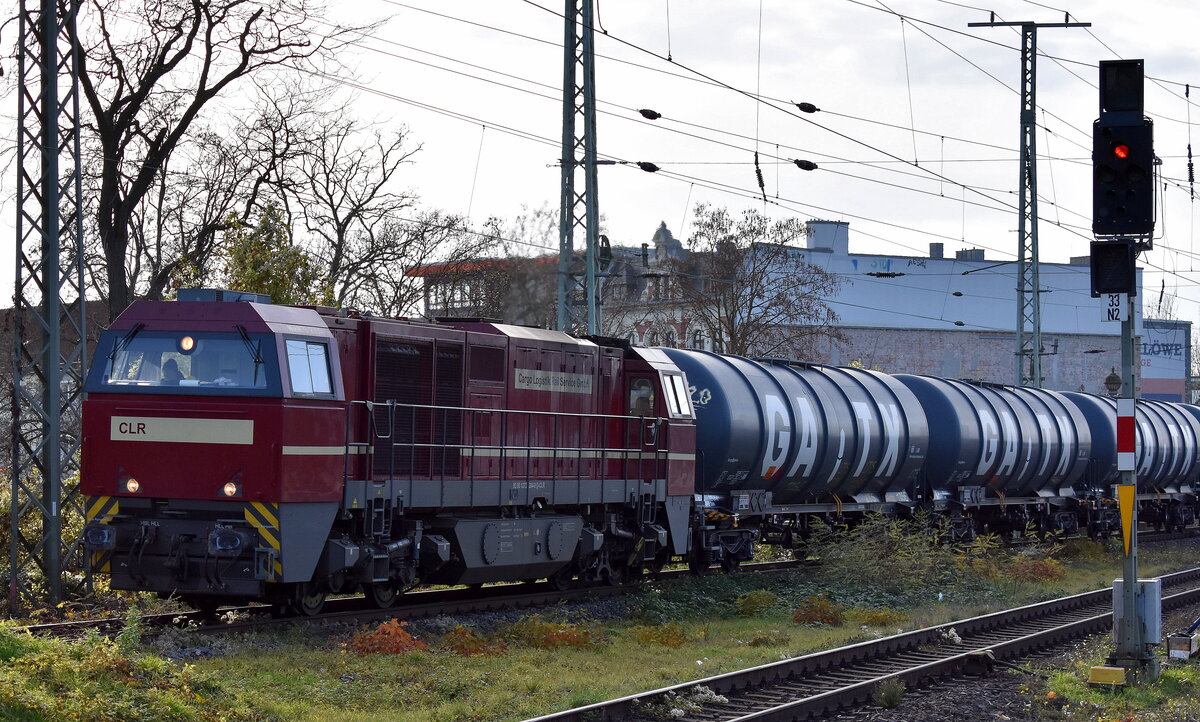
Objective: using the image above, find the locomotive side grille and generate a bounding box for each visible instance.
[433,344,464,477]
[374,340,433,478]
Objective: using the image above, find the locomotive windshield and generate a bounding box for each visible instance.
[88,329,280,395]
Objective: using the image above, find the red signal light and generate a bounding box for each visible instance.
[1113,144,1130,159]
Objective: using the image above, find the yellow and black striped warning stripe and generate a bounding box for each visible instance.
[244,501,282,579]
[86,495,120,573]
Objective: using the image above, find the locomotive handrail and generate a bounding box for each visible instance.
[342,399,675,485]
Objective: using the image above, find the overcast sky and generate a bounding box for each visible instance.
[11,0,1200,326]
[339,0,1200,323]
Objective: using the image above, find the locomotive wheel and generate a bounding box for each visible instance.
[688,557,711,576]
[648,550,670,578]
[289,583,327,617]
[364,582,398,609]
[721,556,741,574]
[182,595,221,619]
[549,567,574,591]
[602,563,626,586]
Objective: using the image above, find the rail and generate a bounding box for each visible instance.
[528,564,1200,721]
[342,399,675,485]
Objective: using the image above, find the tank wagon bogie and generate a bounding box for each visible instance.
[80,292,1200,614]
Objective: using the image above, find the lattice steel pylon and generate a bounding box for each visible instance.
[970,17,1088,387]
[556,0,602,335]
[8,0,88,611]
[1014,24,1043,388]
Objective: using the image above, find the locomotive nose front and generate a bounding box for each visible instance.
[80,299,344,599]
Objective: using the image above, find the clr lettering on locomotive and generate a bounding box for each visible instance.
[118,421,147,435]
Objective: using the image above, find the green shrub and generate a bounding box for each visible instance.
[748,630,791,647]
[0,626,270,720]
[735,589,779,617]
[791,592,845,626]
[628,622,688,647]
[847,607,907,627]
[1005,557,1067,582]
[873,678,906,708]
[440,625,506,656]
[500,616,605,648]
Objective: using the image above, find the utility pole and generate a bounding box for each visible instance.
[8,0,88,612]
[1089,59,1159,683]
[556,0,604,335]
[969,17,1089,388]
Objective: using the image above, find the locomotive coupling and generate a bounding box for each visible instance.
[208,528,253,557]
[83,524,117,550]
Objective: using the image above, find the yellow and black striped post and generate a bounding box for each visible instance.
[85,496,120,573]
[243,502,282,580]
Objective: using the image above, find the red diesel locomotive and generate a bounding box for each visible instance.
[81,290,725,614]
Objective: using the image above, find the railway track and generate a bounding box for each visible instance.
[21,531,1197,640]
[22,560,806,639]
[530,565,1200,722]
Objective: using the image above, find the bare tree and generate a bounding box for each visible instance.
[670,204,843,358]
[297,116,426,307]
[351,211,497,317]
[73,0,370,318]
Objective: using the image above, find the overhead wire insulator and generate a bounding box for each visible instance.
[1188,142,1195,200]
[638,108,662,120]
[753,151,766,202]
[795,102,819,113]
[794,159,818,171]
[636,161,660,173]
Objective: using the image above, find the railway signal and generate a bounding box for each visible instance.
[1093,59,1154,239]
[1089,58,1159,685]
[1093,120,1154,237]
[1089,239,1137,298]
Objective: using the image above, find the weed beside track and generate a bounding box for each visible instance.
[3,521,1199,721]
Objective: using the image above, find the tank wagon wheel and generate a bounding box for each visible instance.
[288,582,327,617]
[720,556,741,574]
[364,582,398,609]
[688,557,711,576]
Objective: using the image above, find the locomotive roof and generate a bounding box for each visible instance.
[440,319,598,348]
[110,300,333,339]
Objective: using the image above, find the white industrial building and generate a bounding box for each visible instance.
[783,220,1187,399]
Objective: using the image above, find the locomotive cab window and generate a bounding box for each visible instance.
[661,372,694,419]
[87,329,279,395]
[629,377,655,416]
[286,339,333,395]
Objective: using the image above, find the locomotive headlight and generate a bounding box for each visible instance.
[179,335,195,353]
[124,478,141,493]
[222,482,240,497]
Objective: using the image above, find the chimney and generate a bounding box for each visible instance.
[929,242,944,260]
[805,220,849,255]
[955,248,985,262]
